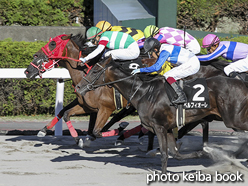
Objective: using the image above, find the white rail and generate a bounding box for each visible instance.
[0,68,71,136]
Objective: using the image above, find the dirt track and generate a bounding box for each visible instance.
[0,131,248,186]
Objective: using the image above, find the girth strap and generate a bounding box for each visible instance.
[113,88,123,111]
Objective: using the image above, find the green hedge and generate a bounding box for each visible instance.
[0,0,85,26]
[1,36,248,116]
[0,39,76,116]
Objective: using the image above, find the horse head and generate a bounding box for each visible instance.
[24,34,72,78]
[75,56,114,96]
[24,34,95,79]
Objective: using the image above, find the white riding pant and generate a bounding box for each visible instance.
[224,55,248,76]
[186,39,201,54]
[104,42,140,60]
[163,55,200,80]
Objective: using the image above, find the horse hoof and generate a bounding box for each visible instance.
[138,136,146,145]
[115,140,123,146]
[77,138,84,149]
[84,137,92,147]
[196,151,205,157]
[146,148,159,157]
[37,131,46,137]
[86,134,96,141]
[203,146,213,153]
[119,122,129,129]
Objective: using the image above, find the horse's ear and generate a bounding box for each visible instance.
[106,55,112,63]
[62,35,71,40]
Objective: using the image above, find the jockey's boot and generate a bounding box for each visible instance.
[170,82,187,104]
[229,72,243,81]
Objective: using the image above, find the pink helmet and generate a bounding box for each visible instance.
[202,34,220,48]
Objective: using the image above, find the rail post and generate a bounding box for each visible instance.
[54,78,64,136]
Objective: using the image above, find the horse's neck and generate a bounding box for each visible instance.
[108,71,148,107]
[60,61,85,86]
[110,73,138,99]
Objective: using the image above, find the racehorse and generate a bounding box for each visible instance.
[24,34,106,147]
[24,33,227,150]
[75,56,248,173]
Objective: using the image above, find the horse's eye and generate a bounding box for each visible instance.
[50,41,56,47]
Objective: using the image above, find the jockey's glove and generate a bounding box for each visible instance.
[131,69,141,75]
[80,57,87,64]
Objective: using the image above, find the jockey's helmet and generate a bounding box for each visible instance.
[86,27,103,40]
[96,21,112,32]
[143,38,161,54]
[144,25,159,38]
[202,34,220,48]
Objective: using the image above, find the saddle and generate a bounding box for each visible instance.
[114,57,144,71]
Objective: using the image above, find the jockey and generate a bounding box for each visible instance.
[79,26,140,63]
[143,25,201,54]
[197,34,248,79]
[95,20,145,48]
[131,38,200,104]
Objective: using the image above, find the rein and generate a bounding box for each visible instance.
[80,62,142,107]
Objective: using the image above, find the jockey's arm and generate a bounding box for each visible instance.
[156,34,163,42]
[197,45,226,61]
[84,44,105,61]
[140,50,170,73]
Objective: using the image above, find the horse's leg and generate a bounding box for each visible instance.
[167,130,204,160]
[37,98,79,137]
[153,124,168,174]
[139,127,149,144]
[83,112,97,147]
[101,106,136,132]
[92,108,114,138]
[178,120,209,146]
[63,104,88,148]
[201,121,209,145]
[147,131,155,151]
[114,124,143,146]
[178,120,201,139]
[86,112,97,138]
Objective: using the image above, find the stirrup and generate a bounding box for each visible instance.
[172,95,187,104]
[229,72,244,81]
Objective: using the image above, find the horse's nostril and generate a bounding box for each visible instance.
[24,71,29,74]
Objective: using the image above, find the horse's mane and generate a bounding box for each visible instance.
[110,59,163,82]
[200,58,229,71]
[70,33,88,51]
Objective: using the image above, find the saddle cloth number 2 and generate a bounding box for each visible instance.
[183,78,210,109]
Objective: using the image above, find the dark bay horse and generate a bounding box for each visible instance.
[75,56,248,173]
[24,33,230,154]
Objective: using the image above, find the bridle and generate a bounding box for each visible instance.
[30,34,92,78]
